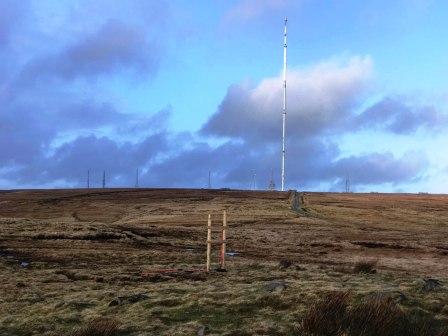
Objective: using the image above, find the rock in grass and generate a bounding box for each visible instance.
[197,325,208,336]
[265,280,287,293]
[109,293,149,306]
[421,278,443,292]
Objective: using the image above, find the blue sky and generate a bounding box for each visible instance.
[1,0,448,192]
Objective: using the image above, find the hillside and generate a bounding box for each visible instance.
[0,189,447,335]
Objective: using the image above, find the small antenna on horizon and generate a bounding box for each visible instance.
[281,17,288,192]
[345,176,350,193]
[208,171,212,189]
[251,170,257,190]
[102,170,106,189]
[87,169,90,189]
[268,169,276,191]
[135,168,139,188]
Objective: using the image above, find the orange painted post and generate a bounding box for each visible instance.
[220,210,227,269]
[206,214,212,272]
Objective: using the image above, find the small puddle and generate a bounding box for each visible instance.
[225,251,240,257]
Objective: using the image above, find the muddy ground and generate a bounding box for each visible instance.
[0,189,447,335]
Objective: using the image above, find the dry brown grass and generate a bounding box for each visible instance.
[348,296,407,336]
[300,292,448,336]
[70,318,121,336]
[0,189,447,335]
[300,291,350,336]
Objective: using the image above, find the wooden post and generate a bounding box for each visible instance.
[220,210,227,269]
[206,214,212,272]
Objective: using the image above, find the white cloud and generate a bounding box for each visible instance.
[203,55,373,140]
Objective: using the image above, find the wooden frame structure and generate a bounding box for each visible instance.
[206,210,228,272]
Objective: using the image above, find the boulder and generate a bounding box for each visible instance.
[265,280,287,293]
[109,293,149,306]
[421,278,443,292]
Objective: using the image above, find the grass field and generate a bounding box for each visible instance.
[0,189,447,335]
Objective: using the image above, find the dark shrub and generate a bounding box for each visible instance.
[406,309,448,336]
[279,259,293,269]
[70,318,120,336]
[299,292,448,336]
[348,296,407,336]
[353,260,377,274]
[300,291,349,336]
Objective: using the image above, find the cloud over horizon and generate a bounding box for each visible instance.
[0,51,437,190]
[0,1,445,192]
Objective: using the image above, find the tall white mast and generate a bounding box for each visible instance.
[281,18,287,191]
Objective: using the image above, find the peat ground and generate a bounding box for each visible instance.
[0,189,447,335]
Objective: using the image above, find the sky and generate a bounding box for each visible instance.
[1,0,448,192]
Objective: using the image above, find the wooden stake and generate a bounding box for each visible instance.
[220,210,227,269]
[206,214,212,272]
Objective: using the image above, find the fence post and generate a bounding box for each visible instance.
[206,214,212,272]
[220,210,227,269]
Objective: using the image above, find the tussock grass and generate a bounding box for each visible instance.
[300,291,350,336]
[348,296,407,336]
[353,260,377,274]
[300,292,448,336]
[70,318,121,336]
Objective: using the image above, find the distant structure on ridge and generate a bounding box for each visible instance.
[87,169,90,189]
[281,17,288,191]
[135,168,139,188]
[268,169,276,191]
[102,171,106,188]
[251,170,257,190]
